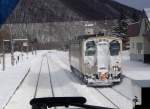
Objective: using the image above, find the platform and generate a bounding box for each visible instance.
[112,51,150,108]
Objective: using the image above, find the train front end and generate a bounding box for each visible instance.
[84,38,122,86]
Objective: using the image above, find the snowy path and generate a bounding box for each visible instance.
[3,50,119,109]
[48,52,116,108]
[52,50,134,109]
[4,55,45,109]
[35,56,53,98]
[4,54,55,109]
[0,51,47,109]
[97,88,133,109]
[2,50,150,109]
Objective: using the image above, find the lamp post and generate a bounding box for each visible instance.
[10,24,14,66]
[2,40,5,71]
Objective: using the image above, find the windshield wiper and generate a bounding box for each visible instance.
[30,97,115,109]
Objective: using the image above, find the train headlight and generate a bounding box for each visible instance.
[113,66,120,71]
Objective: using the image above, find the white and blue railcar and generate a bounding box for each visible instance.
[69,34,122,86]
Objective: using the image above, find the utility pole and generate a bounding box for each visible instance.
[11,39,14,65]
[104,17,108,35]
[10,24,14,66]
[2,40,5,71]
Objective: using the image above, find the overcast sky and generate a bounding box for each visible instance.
[115,0,150,10]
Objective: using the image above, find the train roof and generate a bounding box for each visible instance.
[76,34,121,41]
[76,33,104,40]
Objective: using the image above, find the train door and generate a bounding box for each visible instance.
[96,42,110,80]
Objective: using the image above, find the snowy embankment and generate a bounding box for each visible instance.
[0,50,48,109]
[122,50,150,80]
[52,50,150,109]
[1,50,150,109]
[4,50,116,109]
[48,50,116,108]
[0,52,30,70]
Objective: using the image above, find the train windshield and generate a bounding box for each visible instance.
[97,43,110,55]
[110,40,120,56]
[85,41,96,56]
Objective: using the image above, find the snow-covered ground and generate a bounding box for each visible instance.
[0,50,48,109]
[0,50,150,109]
[48,51,116,108]
[50,50,135,109]
[1,50,117,109]
[122,51,150,80]
[0,52,31,70]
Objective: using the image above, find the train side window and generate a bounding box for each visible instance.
[85,41,96,56]
[110,40,120,56]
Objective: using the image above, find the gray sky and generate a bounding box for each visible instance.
[115,0,150,10]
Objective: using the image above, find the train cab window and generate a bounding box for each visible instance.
[85,41,96,56]
[110,40,120,56]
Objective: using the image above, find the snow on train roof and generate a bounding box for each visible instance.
[144,8,150,21]
[77,34,121,41]
[86,36,121,41]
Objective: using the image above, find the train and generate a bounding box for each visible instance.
[69,34,122,86]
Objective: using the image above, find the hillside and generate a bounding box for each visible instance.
[6,0,141,23]
[0,0,141,50]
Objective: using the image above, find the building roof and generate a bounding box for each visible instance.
[144,8,150,22]
[127,22,141,37]
[128,9,150,37]
[142,8,150,37]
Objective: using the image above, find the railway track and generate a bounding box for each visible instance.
[3,68,31,109]
[55,51,134,109]
[95,87,134,109]
[33,55,55,98]
[33,56,43,98]
[4,54,51,109]
[95,88,120,109]
[33,55,56,109]
[4,51,129,109]
[46,55,55,98]
[2,51,135,109]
